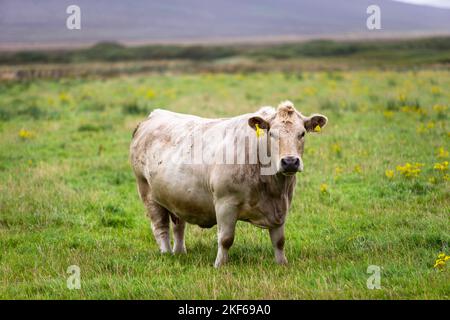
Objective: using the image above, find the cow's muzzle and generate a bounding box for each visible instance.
[280,156,302,175]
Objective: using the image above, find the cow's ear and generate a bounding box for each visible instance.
[304,114,328,132]
[248,116,270,131]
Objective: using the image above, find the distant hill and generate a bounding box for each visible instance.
[1,0,450,49]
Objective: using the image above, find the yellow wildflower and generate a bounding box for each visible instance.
[146,89,156,99]
[433,253,450,270]
[396,162,424,178]
[383,111,394,119]
[18,129,34,139]
[331,143,341,155]
[417,121,435,133]
[400,106,410,113]
[320,183,328,193]
[334,166,343,175]
[434,161,449,172]
[59,92,71,103]
[426,121,435,129]
[401,105,427,116]
[419,109,427,116]
[354,165,362,174]
[434,260,445,269]
[385,169,394,179]
[433,104,447,113]
[303,87,317,96]
[431,86,441,95]
[437,147,449,159]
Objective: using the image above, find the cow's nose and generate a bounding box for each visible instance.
[280,156,301,173]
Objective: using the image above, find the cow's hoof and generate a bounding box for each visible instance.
[214,258,228,268]
[160,247,172,254]
[173,246,187,254]
[275,256,288,265]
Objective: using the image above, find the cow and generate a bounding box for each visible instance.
[130,100,327,267]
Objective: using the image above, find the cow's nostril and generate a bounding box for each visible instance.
[281,156,300,172]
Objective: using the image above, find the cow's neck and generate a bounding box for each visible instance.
[259,171,296,199]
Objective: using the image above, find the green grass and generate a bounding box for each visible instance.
[0,70,449,299]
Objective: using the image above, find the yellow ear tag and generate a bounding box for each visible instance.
[314,125,321,133]
[255,123,264,138]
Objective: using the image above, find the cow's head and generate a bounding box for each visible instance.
[248,101,327,175]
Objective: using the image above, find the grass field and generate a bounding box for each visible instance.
[0,69,449,299]
[3,37,450,81]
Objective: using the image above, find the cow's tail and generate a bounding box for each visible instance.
[132,109,160,139]
[132,121,142,139]
[169,212,180,225]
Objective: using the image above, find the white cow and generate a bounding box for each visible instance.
[130,101,327,267]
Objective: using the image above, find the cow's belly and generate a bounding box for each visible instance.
[155,191,217,228]
[149,163,217,228]
[239,208,287,229]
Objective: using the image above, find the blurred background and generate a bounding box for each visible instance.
[1,0,450,78]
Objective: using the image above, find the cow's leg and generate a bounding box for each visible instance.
[214,202,237,268]
[269,225,288,265]
[148,203,172,253]
[172,217,187,254]
[137,177,171,253]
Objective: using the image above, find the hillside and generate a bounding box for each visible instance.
[1,0,450,49]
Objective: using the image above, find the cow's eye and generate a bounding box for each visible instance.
[298,131,305,139]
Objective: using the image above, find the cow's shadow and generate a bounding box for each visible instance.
[150,223,303,267]
[166,241,299,268]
